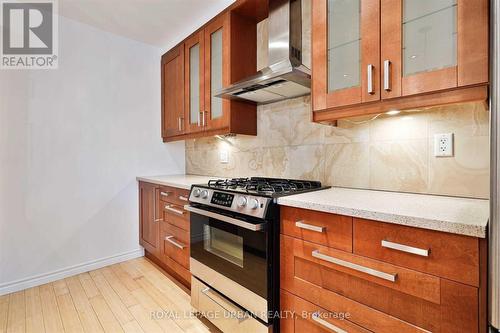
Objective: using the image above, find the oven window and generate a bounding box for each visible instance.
[203,225,244,267]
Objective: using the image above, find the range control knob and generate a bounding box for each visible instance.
[248,198,259,210]
[193,189,201,197]
[201,190,209,199]
[237,196,247,207]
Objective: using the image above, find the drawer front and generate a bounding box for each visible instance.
[162,202,189,231]
[161,222,189,269]
[281,207,353,252]
[353,218,480,286]
[281,290,371,333]
[159,186,190,206]
[163,255,191,286]
[281,234,479,333]
[191,277,269,333]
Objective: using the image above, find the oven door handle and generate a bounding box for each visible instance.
[184,205,266,231]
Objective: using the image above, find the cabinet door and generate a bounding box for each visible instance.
[381,0,488,99]
[312,0,380,110]
[205,14,230,131]
[161,44,185,139]
[185,31,205,133]
[139,182,161,256]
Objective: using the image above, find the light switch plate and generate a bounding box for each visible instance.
[219,150,229,164]
[434,133,454,157]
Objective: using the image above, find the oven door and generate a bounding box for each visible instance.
[186,205,268,303]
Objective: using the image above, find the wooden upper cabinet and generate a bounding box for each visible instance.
[312,0,489,121]
[161,7,257,142]
[161,44,184,139]
[312,0,381,110]
[381,0,489,98]
[204,14,230,131]
[185,31,205,134]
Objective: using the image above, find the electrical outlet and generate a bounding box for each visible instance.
[434,133,454,157]
[219,150,229,164]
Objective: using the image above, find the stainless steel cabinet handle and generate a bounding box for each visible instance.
[160,191,171,197]
[201,287,246,321]
[312,250,397,282]
[367,64,375,95]
[153,188,162,222]
[178,195,188,202]
[178,117,183,131]
[202,111,206,127]
[311,312,347,333]
[165,235,185,249]
[381,240,429,257]
[165,205,184,215]
[295,221,325,233]
[383,60,391,91]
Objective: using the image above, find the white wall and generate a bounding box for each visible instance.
[0,16,185,294]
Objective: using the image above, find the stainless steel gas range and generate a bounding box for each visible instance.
[184,177,328,333]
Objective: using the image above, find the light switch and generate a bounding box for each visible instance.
[219,150,229,164]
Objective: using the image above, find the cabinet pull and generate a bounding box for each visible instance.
[295,221,325,233]
[178,195,189,202]
[178,117,183,131]
[383,60,391,91]
[312,250,397,282]
[311,312,347,333]
[201,111,206,127]
[165,205,185,215]
[160,191,171,197]
[367,64,375,95]
[165,235,185,249]
[381,240,429,257]
[153,188,162,222]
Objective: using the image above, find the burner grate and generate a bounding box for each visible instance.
[206,177,322,194]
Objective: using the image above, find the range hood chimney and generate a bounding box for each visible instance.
[215,0,311,104]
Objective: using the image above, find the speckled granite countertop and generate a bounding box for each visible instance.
[277,187,489,238]
[136,174,214,190]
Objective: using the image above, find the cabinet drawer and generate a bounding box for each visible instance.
[191,277,268,333]
[281,290,371,333]
[353,218,480,286]
[159,186,190,206]
[161,222,189,269]
[281,234,479,333]
[162,202,189,231]
[281,206,353,252]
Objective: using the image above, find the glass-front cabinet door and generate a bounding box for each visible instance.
[204,14,229,131]
[381,0,488,99]
[312,0,380,110]
[184,31,205,133]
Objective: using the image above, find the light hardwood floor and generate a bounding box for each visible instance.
[0,257,220,333]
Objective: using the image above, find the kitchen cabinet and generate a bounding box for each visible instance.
[280,206,487,333]
[312,0,489,122]
[139,182,161,257]
[161,8,257,142]
[161,44,185,138]
[139,182,192,288]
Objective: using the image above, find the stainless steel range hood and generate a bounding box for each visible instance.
[215,0,311,104]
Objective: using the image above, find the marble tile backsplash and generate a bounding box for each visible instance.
[185,96,490,199]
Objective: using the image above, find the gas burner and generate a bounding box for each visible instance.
[205,177,324,196]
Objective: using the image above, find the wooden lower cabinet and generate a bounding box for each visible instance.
[280,206,486,333]
[139,181,191,288]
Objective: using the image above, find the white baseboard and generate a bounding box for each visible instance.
[0,248,145,296]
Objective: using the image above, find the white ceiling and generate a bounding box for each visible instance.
[59,0,236,50]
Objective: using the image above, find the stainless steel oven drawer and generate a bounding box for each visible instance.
[191,277,271,333]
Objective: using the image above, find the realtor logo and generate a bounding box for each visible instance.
[1,0,58,69]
